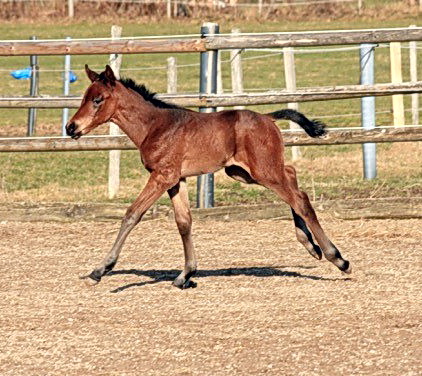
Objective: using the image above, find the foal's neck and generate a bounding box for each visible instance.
[110,83,162,148]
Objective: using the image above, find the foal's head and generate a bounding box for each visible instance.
[66,65,118,139]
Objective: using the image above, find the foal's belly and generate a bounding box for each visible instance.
[180,158,225,177]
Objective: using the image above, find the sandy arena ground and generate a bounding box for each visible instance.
[0,215,421,375]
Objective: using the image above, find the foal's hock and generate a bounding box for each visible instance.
[67,65,351,289]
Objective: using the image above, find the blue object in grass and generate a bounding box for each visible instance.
[10,67,32,80]
[62,70,78,83]
[70,71,78,83]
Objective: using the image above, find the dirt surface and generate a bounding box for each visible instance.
[0,215,421,375]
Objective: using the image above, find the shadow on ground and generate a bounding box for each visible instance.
[108,266,351,293]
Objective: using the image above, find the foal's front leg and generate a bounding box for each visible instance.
[168,178,197,289]
[81,172,177,285]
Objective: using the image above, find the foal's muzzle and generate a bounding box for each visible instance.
[66,122,82,140]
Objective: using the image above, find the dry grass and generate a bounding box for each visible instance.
[0,216,421,375]
[0,1,413,23]
[0,141,419,205]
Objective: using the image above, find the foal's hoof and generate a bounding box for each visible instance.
[172,279,197,290]
[79,272,101,286]
[339,260,352,274]
[308,245,323,260]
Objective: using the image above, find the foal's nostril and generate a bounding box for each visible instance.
[66,122,76,136]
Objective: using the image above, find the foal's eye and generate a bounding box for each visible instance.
[93,97,103,105]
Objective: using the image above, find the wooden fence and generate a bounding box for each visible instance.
[0,127,421,153]
[1,28,422,56]
[2,82,422,109]
[1,27,422,147]
[0,26,421,204]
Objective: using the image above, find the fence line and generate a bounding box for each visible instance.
[1,27,422,56]
[1,25,421,204]
[1,127,421,153]
[1,41,420,75]
[2,82,422,108]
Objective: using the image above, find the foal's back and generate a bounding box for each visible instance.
[157,108,283,178]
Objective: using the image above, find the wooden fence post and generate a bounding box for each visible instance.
[173,0,178,17]
[230,28,245,110]
[217,51,224,112]
[390,42,405,126]
[108,25,123,200]
[357,0,363,15]
[283,47,301,160]
[409,25,419,125]
[68,0,74,18]
[167,57,177,94]
[167,0,172,19]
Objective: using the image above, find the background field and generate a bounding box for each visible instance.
[0,12,421,206]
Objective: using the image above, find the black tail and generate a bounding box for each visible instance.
[267,109,326,138]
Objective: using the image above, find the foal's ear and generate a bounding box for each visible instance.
[104,65,116,86]
[85,64,100,82]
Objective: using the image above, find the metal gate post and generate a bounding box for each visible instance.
[62,37,72,136]
[360,43,377,180]
[27,36,38,137]
[196,22,219,208]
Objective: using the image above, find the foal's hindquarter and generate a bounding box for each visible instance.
[81,82,350,288]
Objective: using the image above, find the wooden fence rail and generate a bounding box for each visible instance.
[2,82,422,108]
[1,27,422,56]
[0,127,421,153]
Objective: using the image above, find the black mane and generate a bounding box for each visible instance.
[120,77,180,110]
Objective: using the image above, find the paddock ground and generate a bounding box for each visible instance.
[0,215,421,375]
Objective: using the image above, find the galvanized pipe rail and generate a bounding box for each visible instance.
[0,127,421,153]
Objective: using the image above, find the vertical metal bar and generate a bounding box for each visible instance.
[61,37,71,136]
[360,43,377,180]
[27,36,38,137]
[196,22,219,209]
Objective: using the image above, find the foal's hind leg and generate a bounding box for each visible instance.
[285,166,322,260]
[168,179,197,289]
[225,165,322,260]
[262,165,351,273]
[291,208,322,260]
[80,172,177,285]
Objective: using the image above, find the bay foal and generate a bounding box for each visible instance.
[66,65,351,289]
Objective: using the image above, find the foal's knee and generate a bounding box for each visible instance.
[175,212,192,236]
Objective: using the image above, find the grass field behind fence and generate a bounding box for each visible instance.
[0,16,421,205]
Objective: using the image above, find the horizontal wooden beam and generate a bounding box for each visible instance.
[2,82,422,108]
[0,28,421,56]
[0,127,420,153]
[0,38,205,56]
[207,27,422,50]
